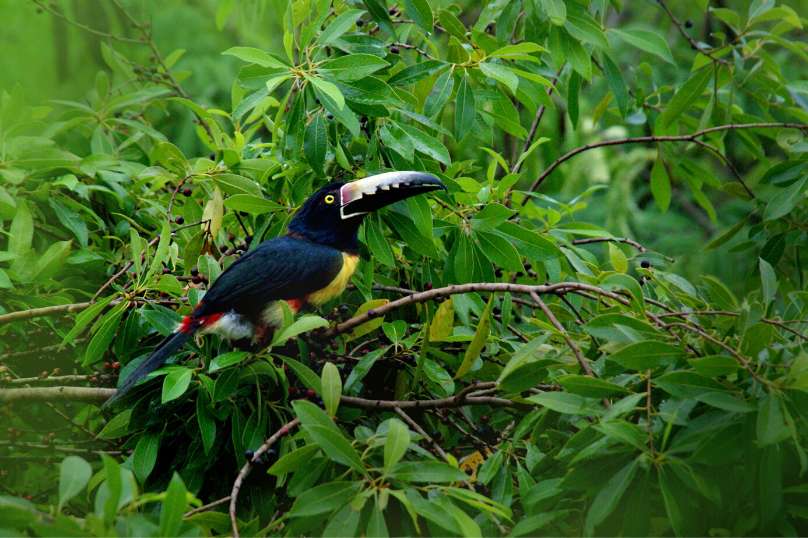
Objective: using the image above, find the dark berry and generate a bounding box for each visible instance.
[684,19,693,28]
[111,362,120,370]
[388,6,397,15]
[424,282,433,290]
[356,19,364,27]
[641,260,651,269]
[182,187,192,197]
[327,113,334,120]
[390,46,400,54]
[190,267,199,276]
[480,415,490,423]
[174,216,184,225]
[162,267,171,274]
[306,388,317,399]
[192,275,202,284]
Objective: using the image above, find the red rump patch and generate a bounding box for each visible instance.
[287,299,304,312]
[179,313,223,333]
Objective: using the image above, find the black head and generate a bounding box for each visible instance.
[288,171,445,251]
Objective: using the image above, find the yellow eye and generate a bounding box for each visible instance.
[324,194,335,204]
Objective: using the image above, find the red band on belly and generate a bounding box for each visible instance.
[179,313,223,333]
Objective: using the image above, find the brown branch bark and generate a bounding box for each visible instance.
[526,122,808,194]
[340,382,512,409]
[0,303,92,325]
[230,418,300,538]
[529,291,594,377]
[0,387,115,403]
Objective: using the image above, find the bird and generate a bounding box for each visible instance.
[106,171,445,405]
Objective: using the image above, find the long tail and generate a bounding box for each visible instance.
[105,329,193,406]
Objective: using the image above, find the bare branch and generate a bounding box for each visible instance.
[395,407,449,461]
[0,303,92,325]
[529,292,594,377]
[0,387,115,403]
[230,418,300,538]
[527,122,808,194]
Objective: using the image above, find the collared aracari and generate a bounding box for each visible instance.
[108,171,445,404]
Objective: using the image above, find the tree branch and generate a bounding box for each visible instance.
[0,303,92,325]
[340,382,512,409]
[0,387,115,403]
[526,122,808,194]
[230,418,300,538]
[529,291,594,377]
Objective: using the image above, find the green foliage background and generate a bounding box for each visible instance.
[1,0,807,536]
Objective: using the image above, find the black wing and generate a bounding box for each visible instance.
[194,236,344,321]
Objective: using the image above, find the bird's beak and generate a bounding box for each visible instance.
[339,171,446,220]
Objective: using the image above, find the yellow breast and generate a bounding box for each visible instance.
[307,253,360,305]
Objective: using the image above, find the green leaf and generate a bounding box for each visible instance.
[33,240,72,281]
[144,221,171,285]
[287,481,360,517]
[196,396,216,455]
[362,0,395,35]
[392,461,468,482]
[584,459,639,534]
[424,69,454,117]
[455,295,493,378]
[757,394,790,446]
[687,355,739,377]
[132,433,159,483]
[565,8,608,49]
[650,156,671,212]
[399,123,451,165]
[58,456,92,511]
[609,340,684,370]
[268,444,320,476]
[97,409,132,439]
[307,75,345,109]
[475,230,523,272]
[274,315,329,346]
[489,42,545,60]
[317,9,365,45]
[402,0,433,31]
[567,70,580,126]
[658,67,712,129]
[319,54,389,81]
[224,194,284,215]
[608,242,628,273]
[558,375,631,398]
[429,299,454,341]
[159,473,188,537]
[292,400,366,473]
[280,357,322,393]
[384,419,410,472]
[608,28,675,65]
[82,302,126,366]
[601,53,628,117]
[479,62,519,95]
[539,0,566,25]
[454,73,475,140]
[223,46,287,68]
[321,362,342,416]
[161,367,193,403]
[764,176,808,221]
[347,299,390,340]
[526,392,600,415]
[759,257,778,304]
[388,60,447,86]
[208,351,250,373]
[8,201,33,256]
[304,112,328,175]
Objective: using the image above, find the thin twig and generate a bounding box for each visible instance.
[31,0,143,43]
[0,303,92,325]
[527,122,808,194]
[230,418,300,538]
[0,387,115,403]
[571,236,648,253]
[529,292,594,377]
[656,0,730,65]
[184,496,231,518]
[394,407,448,460]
